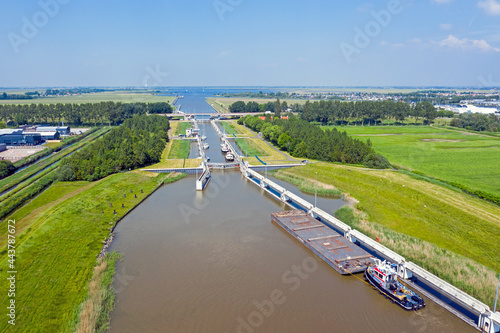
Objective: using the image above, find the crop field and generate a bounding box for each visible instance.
[0,92,175,105]
[0,172,177,332]
[322,125,500,199]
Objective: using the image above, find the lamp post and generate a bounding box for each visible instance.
[315,172,318,208]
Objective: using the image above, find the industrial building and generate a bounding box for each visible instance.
[36,126,71,135]
[0,143,6,152]
[0,129,43,146]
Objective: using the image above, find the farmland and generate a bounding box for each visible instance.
[0,92,175,105]
[321,125,500,199]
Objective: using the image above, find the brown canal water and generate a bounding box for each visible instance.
[106,171,474,333]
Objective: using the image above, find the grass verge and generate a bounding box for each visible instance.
[221,121,241,135]
[174,122,191,136]
[235,138,267,157]
[167,140,190,159]
[270,170,341,197]
[74,252,120,333]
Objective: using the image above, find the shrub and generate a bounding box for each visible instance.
[363,154,391,169]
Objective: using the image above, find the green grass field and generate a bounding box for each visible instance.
[0,172,177,333]
[221,121,241,135]
[0,92,175,105]
[322,125,500,199]
[235,138,268,157]
[167,140,190,159]
[174,122,191,136]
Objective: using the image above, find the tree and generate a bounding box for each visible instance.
[245,101,260,113]
[277,133,292,151]
[229,101,246,113]
[274,98,281,118]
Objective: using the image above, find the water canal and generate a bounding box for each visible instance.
[106,92,474,332]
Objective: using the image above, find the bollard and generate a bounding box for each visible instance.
[141,189,143,193]
[113,210,116,215]
[121,203,124,208]
[130,189,133,193]
[134,194,137,198]
[124,194,126,198]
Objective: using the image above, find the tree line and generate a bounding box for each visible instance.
[238,114,390,168]
[450,113,500,132]
[229,100,290,114]
[58,115,169,181]
[0,101,172,126]
[298,100,438,125]
[230,99,439,125]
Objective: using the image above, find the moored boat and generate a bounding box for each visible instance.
[225,152,234,161]
[203,143,209,150]
[365,259,425,311]
[201,135,207,141]
[221,144,229,153]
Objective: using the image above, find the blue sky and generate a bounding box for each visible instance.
[1,0,499,87]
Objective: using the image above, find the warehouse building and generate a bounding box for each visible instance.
[0,129,43,146]
[36,126,71,135]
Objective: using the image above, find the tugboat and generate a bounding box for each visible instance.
[365,259,425,311]
[225,152,234,161]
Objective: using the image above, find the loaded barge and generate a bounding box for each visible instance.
[271,210,374,275]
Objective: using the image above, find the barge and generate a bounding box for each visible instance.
[271,210,374,275]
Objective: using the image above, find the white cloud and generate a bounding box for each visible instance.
[438,34,500,52]
[296,57,307,62]
[379,40,388,46]
[391,43,405,48]
[478,0,500,15]
[440,23,453,30]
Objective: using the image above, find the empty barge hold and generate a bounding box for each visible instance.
[271,210,375,275]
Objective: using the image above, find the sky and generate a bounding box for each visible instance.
[0,0,499,87]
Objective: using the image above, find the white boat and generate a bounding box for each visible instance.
[201,135,207,141]
[221,145,229,153]
[203,143,209,150]
[225,152,234,161]
[365,259,425,311]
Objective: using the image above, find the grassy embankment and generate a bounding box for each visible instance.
[275,163,500,307]
[0,92,175,105]
[322,125,500,201]
[221,121,242,136]
[0,172,185,333]
[270,170,341,197]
